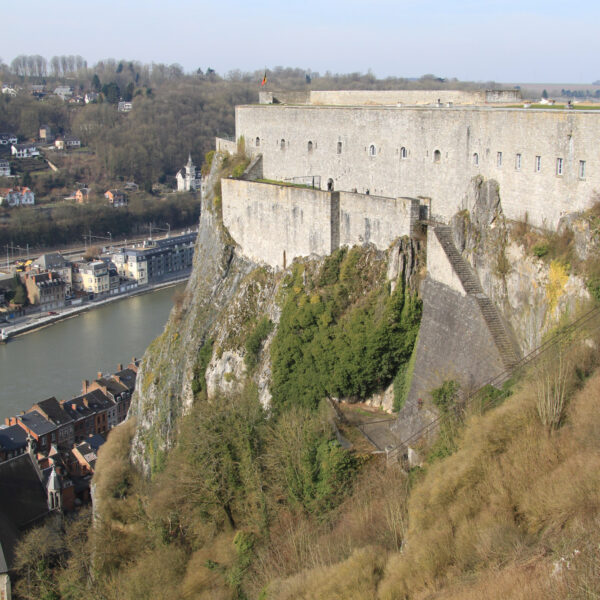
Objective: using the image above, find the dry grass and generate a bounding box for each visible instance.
[266,546,385,600]
[266,342,600,599]
[248,462,408,597]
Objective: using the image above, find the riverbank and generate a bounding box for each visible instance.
[0,274,189,342]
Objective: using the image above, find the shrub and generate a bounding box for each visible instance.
[532,242,549,258]
[245,317,274,371]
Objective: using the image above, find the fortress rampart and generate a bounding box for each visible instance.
[221,179,419,269]
[236,104,600,229]
[258,89,521,106]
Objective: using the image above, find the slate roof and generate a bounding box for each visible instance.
[17,410,56,436]
[34,253,68,270]
[95,376,128,396]
[85,433,106,453]
[113,368,137,393]
[34,397,73,427]
[0,453,49,573]
[61,389,114,420]
[0,424,27,451]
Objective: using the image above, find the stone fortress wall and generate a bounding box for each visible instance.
[222,179,420,269]
[236,103,600,229]
[258,89,521,106]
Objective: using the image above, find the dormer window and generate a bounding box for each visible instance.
[280,139,286,150]
[307,141,313,152]
[369,144,376,157]
[433,149,441,163]
[400,147,407,159]
[255,137,260,147]
[473,152,479,166]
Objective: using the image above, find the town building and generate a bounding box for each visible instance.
[0,425,27,462]
[117,101,132,112]
[53,86,73,100]
[1,85,17,96]
[84,92,98,104]
[9,411,57,453]
[176,154,200,192]
[0,160,10,177]
[0,133,17,147]
[0,187,35,207]
[0,452,57,600]
[10,143,39,159]
[23,271,66,309]
[72,261,109,295]
[60,390,112,443]
[28,398,74,449]
[112,232,197,284]
[29,253,72,295]
[39,124,54,143]
[104,189,128,207]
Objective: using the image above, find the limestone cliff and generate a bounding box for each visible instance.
[129,155,258,474]
[128,154,425,472]
[454,176,590,355]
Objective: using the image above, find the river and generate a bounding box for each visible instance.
[0,283,185,421]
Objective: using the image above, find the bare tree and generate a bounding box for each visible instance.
[535,342,571,432]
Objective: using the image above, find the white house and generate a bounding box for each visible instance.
[11,143,39,158]
[176,154,200,192]
[0,133,17,146]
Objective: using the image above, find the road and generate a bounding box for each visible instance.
[2,226,198,270]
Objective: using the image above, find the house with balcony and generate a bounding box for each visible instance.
[72,261,109,295]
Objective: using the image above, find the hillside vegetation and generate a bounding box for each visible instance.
[14,304,600,599]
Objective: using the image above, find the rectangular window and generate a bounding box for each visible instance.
[556,157,563,176]
[579,160,586,179]
[535,155,541,172]
[337,141,342,154]
[497,151,502,167]
[515,153,522,170]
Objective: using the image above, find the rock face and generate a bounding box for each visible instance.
[129,156,257,474]
[454,176,589,355]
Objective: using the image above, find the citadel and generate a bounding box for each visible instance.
[214,88,599,409]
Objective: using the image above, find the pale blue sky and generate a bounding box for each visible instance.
[3,0,599,83]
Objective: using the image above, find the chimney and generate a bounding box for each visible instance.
[82,380,89,394]
[97,372,102,379]
[117,363,123,372]
[71,403,77,410]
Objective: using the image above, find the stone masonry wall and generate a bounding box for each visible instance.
[338,192,419,249]
[221,180,420,268]
[309,90,487,106]
[222,179,334,269]
[237,104,600,229]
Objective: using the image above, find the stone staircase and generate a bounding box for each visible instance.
[434,225,520,370]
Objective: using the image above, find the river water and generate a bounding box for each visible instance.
[0,283,185,421]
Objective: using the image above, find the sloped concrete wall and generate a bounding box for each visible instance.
[406,277,506,404]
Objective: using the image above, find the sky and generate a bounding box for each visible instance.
[3,0,600,83]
